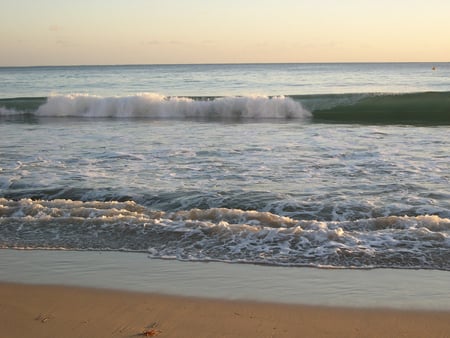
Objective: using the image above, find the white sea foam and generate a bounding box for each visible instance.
[32,93,310,119]
[1,198,449,269]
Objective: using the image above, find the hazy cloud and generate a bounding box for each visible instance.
[143,40,185,46]
[49,25,63,32]
[56,39,69,46]
[144,40,161,45]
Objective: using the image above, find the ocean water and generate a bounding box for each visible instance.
[0,63,449,270]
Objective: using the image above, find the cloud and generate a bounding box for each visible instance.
[143,40,185,46]
[56,39,69,46]
[144,40,162,45]
[49,25,63,32]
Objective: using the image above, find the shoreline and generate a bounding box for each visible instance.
[1,282,449,338]
[1,249,450,310]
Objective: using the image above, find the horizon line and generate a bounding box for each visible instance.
[1,61,448,69]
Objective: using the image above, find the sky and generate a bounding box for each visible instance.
[1,0,450,66]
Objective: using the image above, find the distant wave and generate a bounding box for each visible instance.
[0,93,309,120]
[1,91,450,124]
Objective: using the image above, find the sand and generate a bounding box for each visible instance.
[1,282,449,338]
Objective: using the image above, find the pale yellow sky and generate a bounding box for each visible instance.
[1,0,449,66]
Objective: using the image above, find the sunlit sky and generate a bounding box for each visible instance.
[1,0,450,66]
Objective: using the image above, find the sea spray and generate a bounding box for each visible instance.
[32,93,310,119]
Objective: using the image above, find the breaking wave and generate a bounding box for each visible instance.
[0,93,309,120]
[1,198,449,270]
[1,91,449,123]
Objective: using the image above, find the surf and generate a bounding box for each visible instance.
[1,91,450,124]
[1,198,449,270]
[0,93,310,120]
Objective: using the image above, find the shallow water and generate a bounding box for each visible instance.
[1,119,448,269]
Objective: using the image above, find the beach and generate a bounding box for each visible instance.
[1,282,449,338]
[1,250,450,337]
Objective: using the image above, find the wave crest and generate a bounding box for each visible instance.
[24,93,310,119]
[2,91,449,124]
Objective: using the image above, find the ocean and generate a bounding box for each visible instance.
[1,63,449,271]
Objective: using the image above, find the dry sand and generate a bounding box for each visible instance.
[1,282,449,338]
